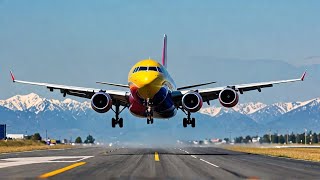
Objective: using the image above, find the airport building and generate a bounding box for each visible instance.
[6,134,25,140]
[0,124,6,140]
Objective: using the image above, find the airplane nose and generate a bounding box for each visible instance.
[136,75,161,99]
[142,75,158,86]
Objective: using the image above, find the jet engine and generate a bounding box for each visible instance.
[182,91,203,112]
[91,92,112,113]
[219,88,239,108]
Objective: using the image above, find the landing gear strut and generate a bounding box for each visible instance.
[183,111,195,128]
[111,103,126,128]
[145,99,154,125]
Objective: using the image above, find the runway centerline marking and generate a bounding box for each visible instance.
[154,152,160,161]
[191,155,197,159]
[200,158,219,168]
[39,162,86,178]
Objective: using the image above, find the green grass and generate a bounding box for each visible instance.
[225,146,320,162]
[0,140,72,153]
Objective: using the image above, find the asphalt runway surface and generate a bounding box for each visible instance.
[0,146,320,179]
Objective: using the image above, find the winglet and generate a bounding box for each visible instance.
[300,71,307,81]
[10,70,15,82]
[162,34,167,68]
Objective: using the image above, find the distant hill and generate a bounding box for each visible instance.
[0,93,319,144]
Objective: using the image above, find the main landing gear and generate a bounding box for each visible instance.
[183,111,196,128]
[111,103,126,128]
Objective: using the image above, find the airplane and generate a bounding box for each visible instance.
[10,34,306,128]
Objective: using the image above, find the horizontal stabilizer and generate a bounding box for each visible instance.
[96,81,129,88]
[177,81,216,90]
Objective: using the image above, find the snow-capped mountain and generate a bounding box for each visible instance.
[0,93,319,141]
[0,93,90,114]
[200,99,315,120]
[200,102,267,117]
[267,98,320,132]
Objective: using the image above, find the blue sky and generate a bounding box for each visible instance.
[0,0,319,102]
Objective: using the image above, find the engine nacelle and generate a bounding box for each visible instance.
[182,91,203,113]
[91,92,112,113]
[219,88,239,108]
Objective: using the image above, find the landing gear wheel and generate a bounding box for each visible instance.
[191,118,196,128]
[182,112,196,128]
[147,118,154,125]
[183,118,187,128]
[112,118,116,128]
[119,118,123,128]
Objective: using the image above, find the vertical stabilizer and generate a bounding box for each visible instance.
[162,34,167,68]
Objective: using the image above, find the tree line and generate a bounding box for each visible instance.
[231,131,320,144]
[75,134,95,144]
[22,133,95,144]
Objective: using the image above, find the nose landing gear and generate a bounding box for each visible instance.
[147,117,154,124]
[145,99,154,125]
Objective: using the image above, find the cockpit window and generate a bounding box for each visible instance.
[133,67,139,73]
[139,66,148,71]
[133,66,163,73]
[148,67,158,71]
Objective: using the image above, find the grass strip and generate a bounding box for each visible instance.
[0,140,72,153]
[225,146,320,162]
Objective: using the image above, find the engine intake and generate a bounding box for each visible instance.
[91,92,112,113]
[219,88,239,108]
[182,91,203,112]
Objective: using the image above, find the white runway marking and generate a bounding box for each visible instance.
[179,149,219,168]
[200,158,219,168]
[0,156,93,169]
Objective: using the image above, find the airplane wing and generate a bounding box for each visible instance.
[174,71,306,105]
[10,71,130,107]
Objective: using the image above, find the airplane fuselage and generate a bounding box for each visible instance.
[128,59,177,118]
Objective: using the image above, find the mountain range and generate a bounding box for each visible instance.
[0,93,319,144]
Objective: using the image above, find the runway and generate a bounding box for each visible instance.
[0,146,320,179]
